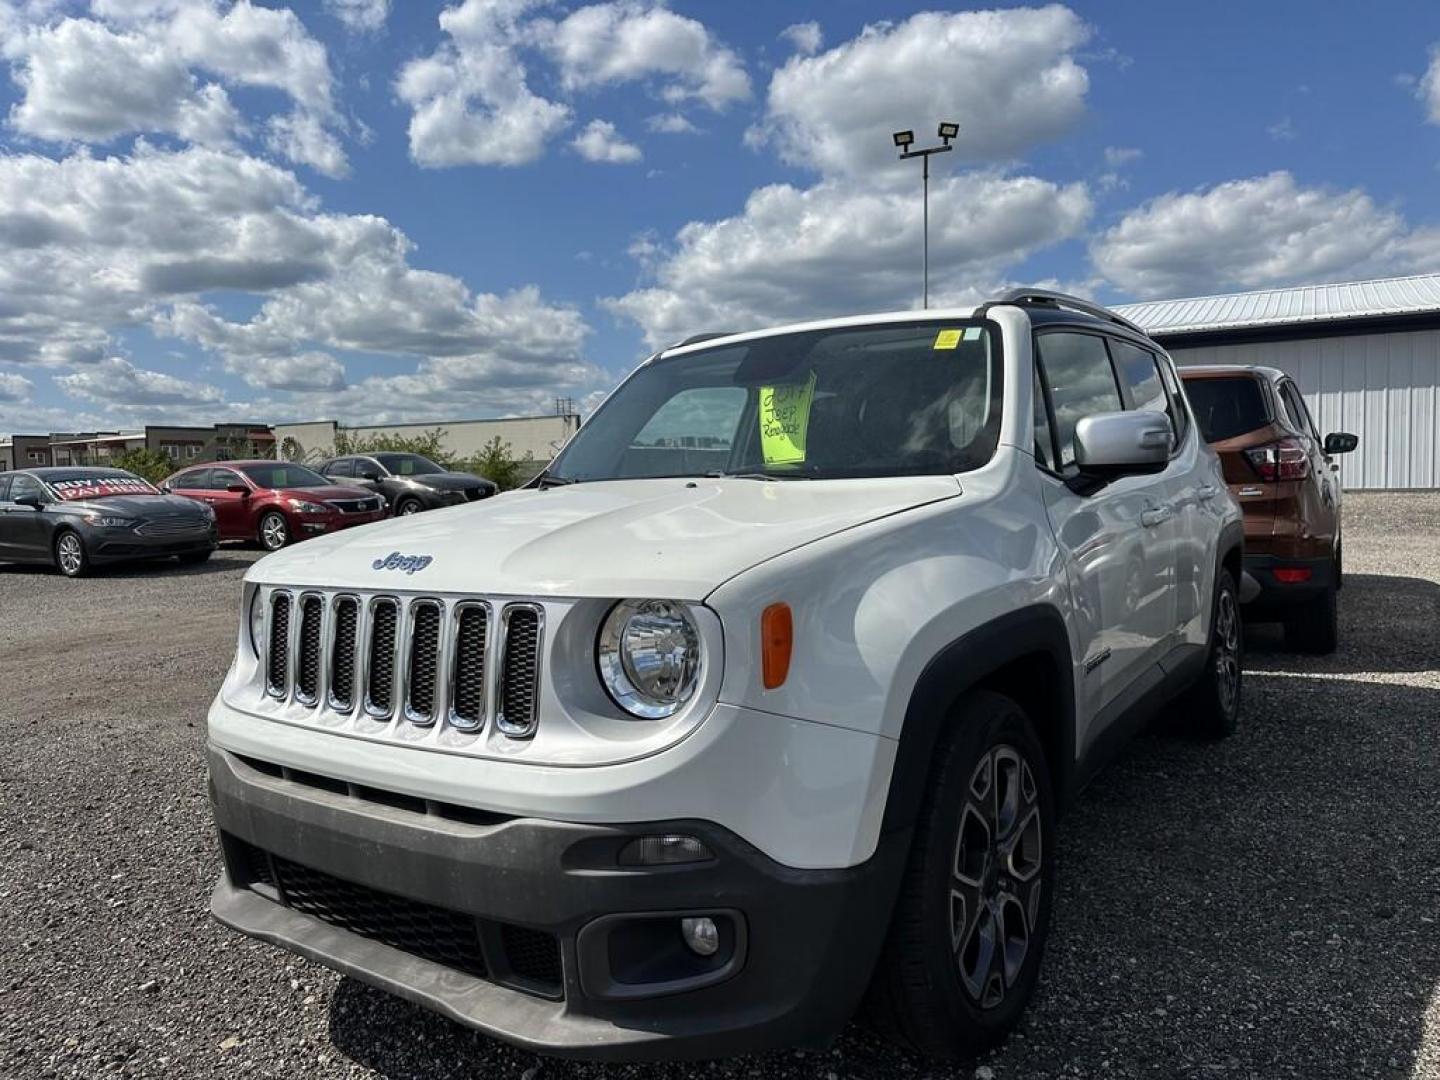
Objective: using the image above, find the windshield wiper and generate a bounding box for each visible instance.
[706,471,811,481]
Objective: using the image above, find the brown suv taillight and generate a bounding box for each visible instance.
[1243,437,1309,481]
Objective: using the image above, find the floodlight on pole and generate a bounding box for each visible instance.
[893,121,958,309]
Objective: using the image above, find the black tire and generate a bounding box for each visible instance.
[53,529,90,578]
[1284,578,1338,655]
[1334,539,1344,591]
[258,511,289,551]
[865,691,1055,1061]
[395,497,424,517]
[177,549,213,565]
[1180,569,1244,738]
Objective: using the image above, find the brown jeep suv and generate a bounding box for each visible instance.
[1179,365,1358,654]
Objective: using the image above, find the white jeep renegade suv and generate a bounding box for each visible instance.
[207,289,1244,1062]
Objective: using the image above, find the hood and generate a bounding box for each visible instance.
[287,485,374,502]
[411,471,492,492]
[248,475,961,599]
[53,493,210,519]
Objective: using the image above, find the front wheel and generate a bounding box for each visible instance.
[258,512,289,551]
[396,497,423,517]
[865,691,1055,1060]
[1181,569,1243,738]
[54,530,90,578]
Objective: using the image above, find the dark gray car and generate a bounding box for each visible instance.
[0,467,218,577]
[318,452,497,516]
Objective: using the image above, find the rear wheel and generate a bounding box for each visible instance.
[866,691,1055,1060]
[258,512,289,551]
[53,530,90,578]
[1284,577,1338,655]
[1181,569,1243,738]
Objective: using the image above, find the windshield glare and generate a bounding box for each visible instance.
[375,453,445,476]
[240,464,331,488]
[548,322,1003,483]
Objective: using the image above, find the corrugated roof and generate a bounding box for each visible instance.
[1112,272,1440,335]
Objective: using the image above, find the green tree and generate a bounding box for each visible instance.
[332,427,455,469]
[463,436,524,491]
[111,447,178,485]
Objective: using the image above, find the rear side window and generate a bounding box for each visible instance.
[1036,332,1123,469]
[1182,377,1271,442]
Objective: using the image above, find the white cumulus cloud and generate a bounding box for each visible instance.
[572,118,640,163]
[752,6,1091,178]
[779,21,822,56]
[55,356,223,406]
[0,370,33,401]
[324,0,388,33]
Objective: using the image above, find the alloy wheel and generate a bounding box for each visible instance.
[399,500,420,516]
[56,533,83,575]
[950,745,1044,1010]
[261,514,288,550]
[1213,588,1241,716]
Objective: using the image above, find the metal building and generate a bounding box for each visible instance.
[1115,273,1440,489]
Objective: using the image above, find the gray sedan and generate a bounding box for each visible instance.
[0,467,218,577]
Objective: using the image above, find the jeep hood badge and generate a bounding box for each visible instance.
[372,552,433,574]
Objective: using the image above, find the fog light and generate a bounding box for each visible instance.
[617,834,713,867]
[681,916,719,957]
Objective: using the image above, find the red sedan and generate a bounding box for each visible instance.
[162,460,387,551]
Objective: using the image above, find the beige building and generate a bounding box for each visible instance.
[272,414,580,468]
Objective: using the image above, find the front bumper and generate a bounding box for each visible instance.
[88,525,217,562]
[208,745,906,1060]
[296,510,387,535]
[1241,553,1334,612]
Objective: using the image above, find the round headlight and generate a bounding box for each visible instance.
[597,600,702,719]
[247,588,265,658]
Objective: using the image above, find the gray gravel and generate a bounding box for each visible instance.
[1,495,1438,1080]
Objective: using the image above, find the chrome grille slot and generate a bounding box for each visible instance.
[449,603,489,731]
[405,600,443,725]
[365,598,400,717]
[295,594,325,705]
[266,591,291,698]
[497,604,543,738]
[328,596,359,712]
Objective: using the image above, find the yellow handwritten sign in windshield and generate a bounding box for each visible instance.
[759,371,818,466]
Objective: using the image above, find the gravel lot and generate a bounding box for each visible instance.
[2,493,1438,1080]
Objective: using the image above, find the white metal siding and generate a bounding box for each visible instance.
[1171,328,1440,490]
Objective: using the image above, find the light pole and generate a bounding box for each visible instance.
[893,122,959,309]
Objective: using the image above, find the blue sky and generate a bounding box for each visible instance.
[2,0,1439,436]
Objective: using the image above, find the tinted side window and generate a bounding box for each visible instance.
[327,458,353,479]
[1036,332,1123,469]
[1155,354,1191,445]
[0,474,11,501]
[1110,340,1168,413]
[1032,364,1056,471]
[211,469,242,491]
[10,474,44,503]
[174,469,209,490]
[1280,382,1320,441]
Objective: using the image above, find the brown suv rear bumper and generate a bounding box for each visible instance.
[1242,553,1334,613]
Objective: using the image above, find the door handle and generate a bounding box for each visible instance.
[1141,507,1173,528]
[1197,485,1217,502]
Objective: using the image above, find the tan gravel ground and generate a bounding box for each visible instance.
[0,494,1437,1080]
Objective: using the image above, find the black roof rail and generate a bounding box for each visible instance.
[673,331,737,348]
[994,287,1146,337]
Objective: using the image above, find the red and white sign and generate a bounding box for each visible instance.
[49,477,160,501]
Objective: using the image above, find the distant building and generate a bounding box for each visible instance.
[1117,271,1440,489]
[272,413,581,470]
[0,423,275,470]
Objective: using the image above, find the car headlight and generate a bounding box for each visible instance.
[247,588,265,658]
[287,498,327,514]
[597,600,702,719]
[84,514,136,528]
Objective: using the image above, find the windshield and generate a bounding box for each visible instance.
[240,463,331,488]
[1183,376,1271,442]
[547,321,1003,483]
[44,470,160,501]
[374,453,445,476]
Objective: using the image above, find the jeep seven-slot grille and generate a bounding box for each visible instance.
[264,591,543,738]
[227,836,562,997]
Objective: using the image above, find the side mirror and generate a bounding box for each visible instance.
[360,471,381,481]
[1073,410,1172,485]
[14,494,43,509]
[227,484,251,496]
[1323,432,1358,455]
